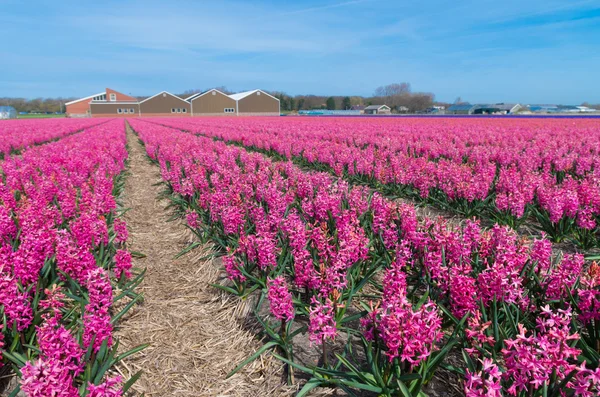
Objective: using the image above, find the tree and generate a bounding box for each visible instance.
[342,96,351,110]
[374,83,411,97]
[289,97,296,111]
[297,98,305,110]
[326,96,336,110]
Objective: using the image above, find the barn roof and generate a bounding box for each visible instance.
[229,89,280,102]
[473,103,519,111]
[187,89,231,102]
[364,105,390,110]
[65,92,105,106]
[447,104,474,111]
[139,91,189,104]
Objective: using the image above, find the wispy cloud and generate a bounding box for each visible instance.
[1,0,599,102]
[274,0,376,16]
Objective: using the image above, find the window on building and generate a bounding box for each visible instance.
[110,93,117,102]
[224,108,235,113]
[129,108,135,113]
[176,108,181,113]
[182,108,187,113]
[256,91,261,96]
[171,108,176,113]
[212,91,216,95]
[117,108,123,114]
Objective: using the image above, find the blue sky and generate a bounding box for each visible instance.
[1,0,600,103]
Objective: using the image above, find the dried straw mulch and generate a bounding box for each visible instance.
[114,126,294,396]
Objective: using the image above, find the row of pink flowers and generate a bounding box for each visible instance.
[1,119,131,396]
[150,117,600,239]
[129,117,598,394]
[0,118,111,156]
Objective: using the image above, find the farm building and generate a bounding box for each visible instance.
[76,87,279,117]
[66,88,137,117]
[188,89,237,116]
[364,105,391,115]
[447,104,475,114]
[351,105,366,113]
[90,102,140,118]
[229,90,280,116]
[472,103,521,114]
[138,91,191,117]
[0,106,17,119]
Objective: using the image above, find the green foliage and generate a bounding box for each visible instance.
[326,97,336,110]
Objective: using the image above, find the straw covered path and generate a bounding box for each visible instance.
[114,125,292,396]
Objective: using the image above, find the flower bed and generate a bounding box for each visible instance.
[0,119,144,396]
[130,118,599,397]
[149,117,600,249]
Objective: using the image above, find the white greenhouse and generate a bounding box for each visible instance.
[0,106,17,119]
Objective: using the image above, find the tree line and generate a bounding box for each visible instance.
[1,83,438,114]
[0,97,71,113]
[270,83,437,112]
[4,83,597,114]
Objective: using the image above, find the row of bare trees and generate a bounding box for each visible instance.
[0,97,72,113]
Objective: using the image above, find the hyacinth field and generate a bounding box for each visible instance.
[1,116,600,396]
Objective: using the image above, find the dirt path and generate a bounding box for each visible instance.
[115,125,292,396]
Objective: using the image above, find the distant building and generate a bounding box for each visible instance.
[472,103,521,114]
[528,104,597,113]
[82,87,279,117]
[364,105,391,115]
[557,105,597,113]
[425,106,444,114]
[66,88,137,117]
[187,89,237,116]
[228,89,280,116]
[398,106,410,113]
[447,104,475,114]
[0,106,17,119]
[447,103,521,115]
[528,105,559,113]
[575,106,597,113]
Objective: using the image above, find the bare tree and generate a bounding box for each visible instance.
[374,82,411,97]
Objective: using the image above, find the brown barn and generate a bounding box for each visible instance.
[90,102,140,118]
[188,89,237,116]
[139,91,191,117]
[229,90,280,116]
[66,88,136,117]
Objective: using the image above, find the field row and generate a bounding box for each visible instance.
[0,119,143,396]
[128,117,600,397]
[149,117,600,250]
[0,118,111,158]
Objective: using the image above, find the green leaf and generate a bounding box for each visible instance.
[111,293,143,325]
[7,385,21,397]
[325,378,384,393]
[112,343,150,365]
[334,354,374,386]
[297,378,323,397]
[123,370,144,393]
[272,353,315,375]
[209,283,239,295]
[226,341,278,378]
[2,351,27,366]
[175,241,203,259]
[130,251,147,259]
[396,379,413,397]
